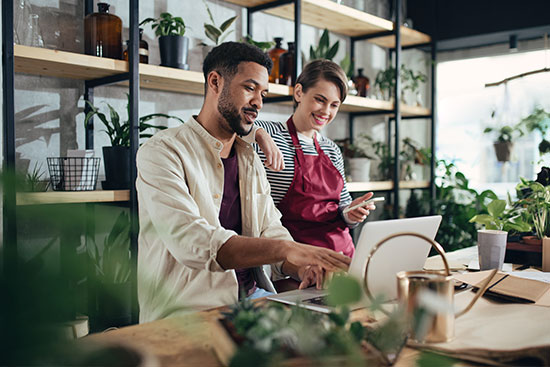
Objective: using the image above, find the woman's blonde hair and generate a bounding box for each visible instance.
[294,59,348,107]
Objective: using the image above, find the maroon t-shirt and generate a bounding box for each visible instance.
[219,149,256,298]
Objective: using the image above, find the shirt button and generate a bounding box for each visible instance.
[214,194,220,199]
[217,163,222,168]
[216,142,221,148]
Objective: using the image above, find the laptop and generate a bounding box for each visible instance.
[267,215,443,313]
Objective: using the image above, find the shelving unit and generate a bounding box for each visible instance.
[237,0,436,217]
[347,180,429,193]
[225,0,430,47]
[14,44,429,116]
[16,190,130,206]
[3,0,436,328]
[3,0,141,327]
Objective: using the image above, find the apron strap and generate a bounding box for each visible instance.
[286,117,312,192]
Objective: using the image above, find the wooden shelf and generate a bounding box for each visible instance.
[14,45,430,117]
[224,0,430,47]
[347,180,430,192]
[16,190,130,205]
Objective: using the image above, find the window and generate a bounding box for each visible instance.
[437,49,550,197]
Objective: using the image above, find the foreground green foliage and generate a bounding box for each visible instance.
[225,274,409,366]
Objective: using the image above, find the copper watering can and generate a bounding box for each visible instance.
[363,232,498,343]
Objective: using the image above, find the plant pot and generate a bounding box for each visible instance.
[95,281,132,330]
[522,235,542,246]
[543,237,550,272]
[102,146,130,190]
[159,35,189,70]
[493,141,513,162]
[477,229,507,270]
[348,158,371,182]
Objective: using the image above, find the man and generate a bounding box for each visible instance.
[136,42,350,323]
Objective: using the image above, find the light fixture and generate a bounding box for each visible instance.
[509,35,518,52]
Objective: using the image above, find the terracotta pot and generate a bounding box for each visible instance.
[522,235,542,246]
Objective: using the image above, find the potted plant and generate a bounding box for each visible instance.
[335,134,375,182]
[483,111,524,162]
[140,12,189,69]
[374,65,426,103]
[200,0,238,59]
[470,198,532,269]
[516,181,550,246]
[400,138,430,180]
[84,94,184,189]
[20,162,49,192]
[400,65,427,106]
[518,106,550,159]
[241,35,274,52]
[87,211,132,329]
[469,198,531,234]
[309,28,339,62]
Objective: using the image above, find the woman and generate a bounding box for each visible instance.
[253,59,375,257]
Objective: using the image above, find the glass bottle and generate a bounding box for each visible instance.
[14,0,32,45]
[138,28,149,64]
[84,2,122,59]
[28,14,44,48]
[278,42,296,86]
[123,28,149,64]
[353,68,370,97]
[268,37,286,83]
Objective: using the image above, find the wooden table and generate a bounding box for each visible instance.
[85,247,544,366]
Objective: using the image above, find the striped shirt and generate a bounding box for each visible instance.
[253,120,353,216]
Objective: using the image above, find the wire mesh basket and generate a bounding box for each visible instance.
[47,157,101,191]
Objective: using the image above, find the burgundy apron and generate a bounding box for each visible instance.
[277,117,355,257]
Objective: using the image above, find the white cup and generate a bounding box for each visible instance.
[477,229,507,270]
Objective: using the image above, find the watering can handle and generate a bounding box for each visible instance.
[363,232,451,316]
[455,268,498,318]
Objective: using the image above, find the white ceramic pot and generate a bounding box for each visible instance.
[348,158,371,182]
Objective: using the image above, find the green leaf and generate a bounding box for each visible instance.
[416,351,457,367]
[487,199,506,218]
[327,273,362,306]
[203,0,216,25]
[309,45,316,60]
[220,16,237,32]
[204,24,221,44]
[349,321,365,342]
[469,214,494,226]
[326,41,339,61]
[219,30,234,44]
[319,29,329,51]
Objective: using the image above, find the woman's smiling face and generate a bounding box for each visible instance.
[293,78,342,138]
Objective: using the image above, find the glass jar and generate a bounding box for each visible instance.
[84,2,122,59]
[279,42,296,86]
[268,37,286,83]
[122,28,149,64]
[29,14,44,48]
[353,68,370,97]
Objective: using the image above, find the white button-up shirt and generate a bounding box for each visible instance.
[136,116,291,323]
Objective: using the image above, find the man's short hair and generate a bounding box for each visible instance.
[202,42,273,94]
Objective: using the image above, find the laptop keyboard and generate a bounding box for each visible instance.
[303,295,328,306]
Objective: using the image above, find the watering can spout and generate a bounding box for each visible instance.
[455,268,499,318]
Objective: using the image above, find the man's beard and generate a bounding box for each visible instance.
[217,86,253,136]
